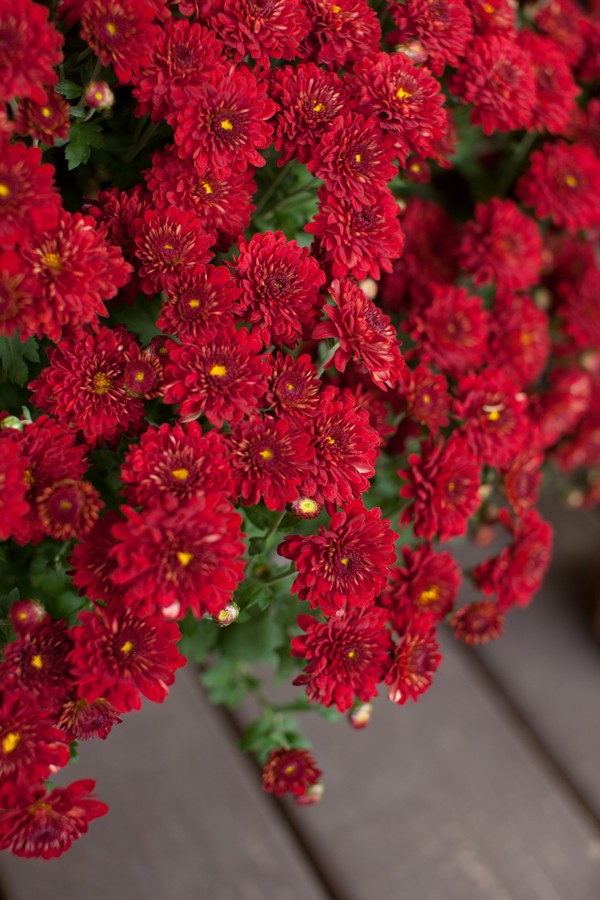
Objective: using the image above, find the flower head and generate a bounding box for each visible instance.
[383,544,461,632]
[133,207,214,294]
[0,141,60,249]
[157,264,240,343]
[0,0,63,104]
[451,600,505,645]
[262,748,322,798]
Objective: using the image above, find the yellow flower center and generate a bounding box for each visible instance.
[396,86,413,100]
[31,654,43,670]
[299,498,318,514]
[2,732,20,754]
[419,585,440,606]
[340,557,350,566]
[58,499,73,511]
[347,649,357,659]
[313,102,325,113]
[565,174,578,188]
[483,2,495,11]
[41,106,52,118]
[325,435,335,445]
[41,251,63,274]
[106,21,118,36]
[284,764,296,775]
[177,551,194,567]
[332,4,341,11]
[355,153,362,163]
[220,119,234,131]
[210,364,227,377]
[94,91,104,101]
[133,370,146,382]
[188,298,201,308]
[521,332,532,345]
[259,448,273,460]
[172,467,190,480]
[0,182,10,198]
[120,640,134,654]
[202,181,213,195]
[93,372,113,396]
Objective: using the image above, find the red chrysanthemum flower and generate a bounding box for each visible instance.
[121,422,234,507]
[270,63,349,166]
[458,199,543,293]
[342,376,397,444]
[0,618,72,713]
[279,500,397,615]
[532,0,586,66]
[173,65,275,174]
[163,327,271,426]
[146,145,256,249]
[531,368,592,451]
[402,365,450,434]
[503,449,544,516]
[18,210,132,341]
[487,293,550,388]
[406,284,489,376]
[300,0,380,69]
[454,370,529,467]
[558,266,600,353]
[517,141,600,232]
[518,31,580,135]
[262,748,322,798]
[448,36,536,135]
[383,544,461,632]
[307,186,404,281]
[0,250,39,337]
[80,0,157,84]
[132,18,225,122]
[68,511,123,605]
[36,479,102,542]
[157,265,240,342]
[291,608,392,712]
[385,615,442,704]
[390,0,473,75]
[233,231,326,347]
[265,353,321,420]
[213,0,310,66]
[0,435,29,542]
[29,326,147,447]
[0,141,61,249]
[399,436,481,541]
[0,692,70,783]
[0,779,108,860]
[352,52,447,164]
[313,278,407,390]
[133,207,213,295]
[110,494,246,619]
[451,600,505,645]
[466,0,516,37]
[57,697,122,742]
[0,0,63,104]
[298,386,380,507]
[227,416,315,510]
[14,90,70,146]
[9,601,46,636]
[69,601,186,713]
[306,113,397,201]
[82,184,148,266]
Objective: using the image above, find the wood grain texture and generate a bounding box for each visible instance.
[0,668,329,900]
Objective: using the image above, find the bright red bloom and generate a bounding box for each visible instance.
[504,449,544,516]
[466,0,516,37]
[448,36,536,135]
[80,0,157,84]
[518,31,580,135]
[121,422,233,506]
[0,618,72,713]
[306,113,397,201]
[0,692,69,782]
[0,141,61,249]
[14,91,70,146]
[516,142,600,232]
[558,266,600,353]
[0,0,63,104]
[0,779,108,860]
[262,748,321,798]
[352,52,447,164]
[454,370,529,467]
[403,365,450,434]
[18,210,132,341]
[9,601,46,636]
[532,0,586,66]
[399,436,481,541]
[488,293,550,388]
[383,543,461,632]
[110,494,246,619]
[279,500,397,615]
[133,207,213,295]
[265,353,321,420]
[228,416,315,510]
[270,63,349,166]
[69,511,123,605]
[458,199,543,293]
[390,0,473,75]
[173,65,275,174]
[83,184,148,266]
[307,186,404,281]
[474,510,553,610]
[407,284,489,376]
[291,608,392,712]
[157,265,239,342]
[29,326,146,447]
[69,601,186,713]
[313,279,407,390]
[163,328,270,427]
[0,435,29,542]
[301,0,380,69]
[299,386,380,507]
[57,698,122,742]
[451,601,505,645]
[36,479,102,542]
[385,615,441,704]
[213,0,310,65]
[233,231,325,347]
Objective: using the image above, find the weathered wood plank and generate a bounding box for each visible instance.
[0,668,329,900]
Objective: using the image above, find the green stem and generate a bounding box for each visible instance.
[317,341,340,378]
[123,118,160,164]
[254,162,292,215]
[497,131,537,198]
[263,565,295,585]
[264,509,287,544]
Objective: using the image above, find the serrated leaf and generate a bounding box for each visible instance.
[218,609,281,665]
[201,659,259,707]
[178,615,219,663]
[56,80,83,99]
[234,579,272,613]
[0,336,39,386]
[65,120,104,170]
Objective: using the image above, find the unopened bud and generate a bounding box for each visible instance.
[474,524,496,548]
[294,783,324,806]
[84,81,115,110]
[214,601,240,627]
[289,497,323,519]
[9,599,46,634]
[349,702,373,730]
[359,278,378,300]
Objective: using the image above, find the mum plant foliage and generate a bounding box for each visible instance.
[1,0,600,859]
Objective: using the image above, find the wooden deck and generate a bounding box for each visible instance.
[2,496,600,900]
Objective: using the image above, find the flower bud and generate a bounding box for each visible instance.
[348,702,373,730]
[214,601,240,627]
[289,497,323,519]
[84,81,115,110]
[9,599,46,634]
[294,783,324,806]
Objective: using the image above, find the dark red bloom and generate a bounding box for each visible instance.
[402,365,450,434]
[0,780,108,860]
[0,0,63,104]
[306,186,404,281]
[390,0,473,75]
[80,0,157,84]
[29,326,147,447]
[0,618,72,713]
[9,601,46,636]
[83,184,148,266]
[14,91,70,146]
[69,601,186,713]
[558,266,600,353]
[262,748,321,798]
[133,207,213,295]
[213,0,310,65]
[531,368,592,450]
[532,0,586,66]
[163,327,270,427]
[68,511,123,605]
[157,265,240,343]
[0,141,61,249]
[110,494,246,619]
[503,449,544,516]
[36,479,102,542]
[487,294,550,388]
[385,615,442,704]
[0,692,70,783]
[313,278,406,390]
[0,435,29,542]
[233,231,325,347]
[454,370,529,467]
[518,31,580,135]
[265,353,321,420]
[291,608,392,712]
[173,65,275,174]
[383,543,461,632]
[451,601,505,645]
[279,500,397,615]
[516,142,600,232]
[301,0,380,69]
[399,436,481,540]
[466,0,516,37]
[57,698,122,742]
[0,250,39,338]
[448,36,536,135]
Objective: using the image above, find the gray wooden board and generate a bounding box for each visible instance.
[0,667,329,900]
[476,498,600,824]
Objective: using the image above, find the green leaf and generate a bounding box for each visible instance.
[234,579,273,614]
[56,80,83,99]
[65,120,104,170]
[201,659,259,707]
[0,336,39,387]
[178,615,219,663]
[218,609,281,665]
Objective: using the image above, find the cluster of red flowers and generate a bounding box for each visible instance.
[2,0,600,852]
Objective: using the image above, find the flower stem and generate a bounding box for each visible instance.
[317,341,340,378]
